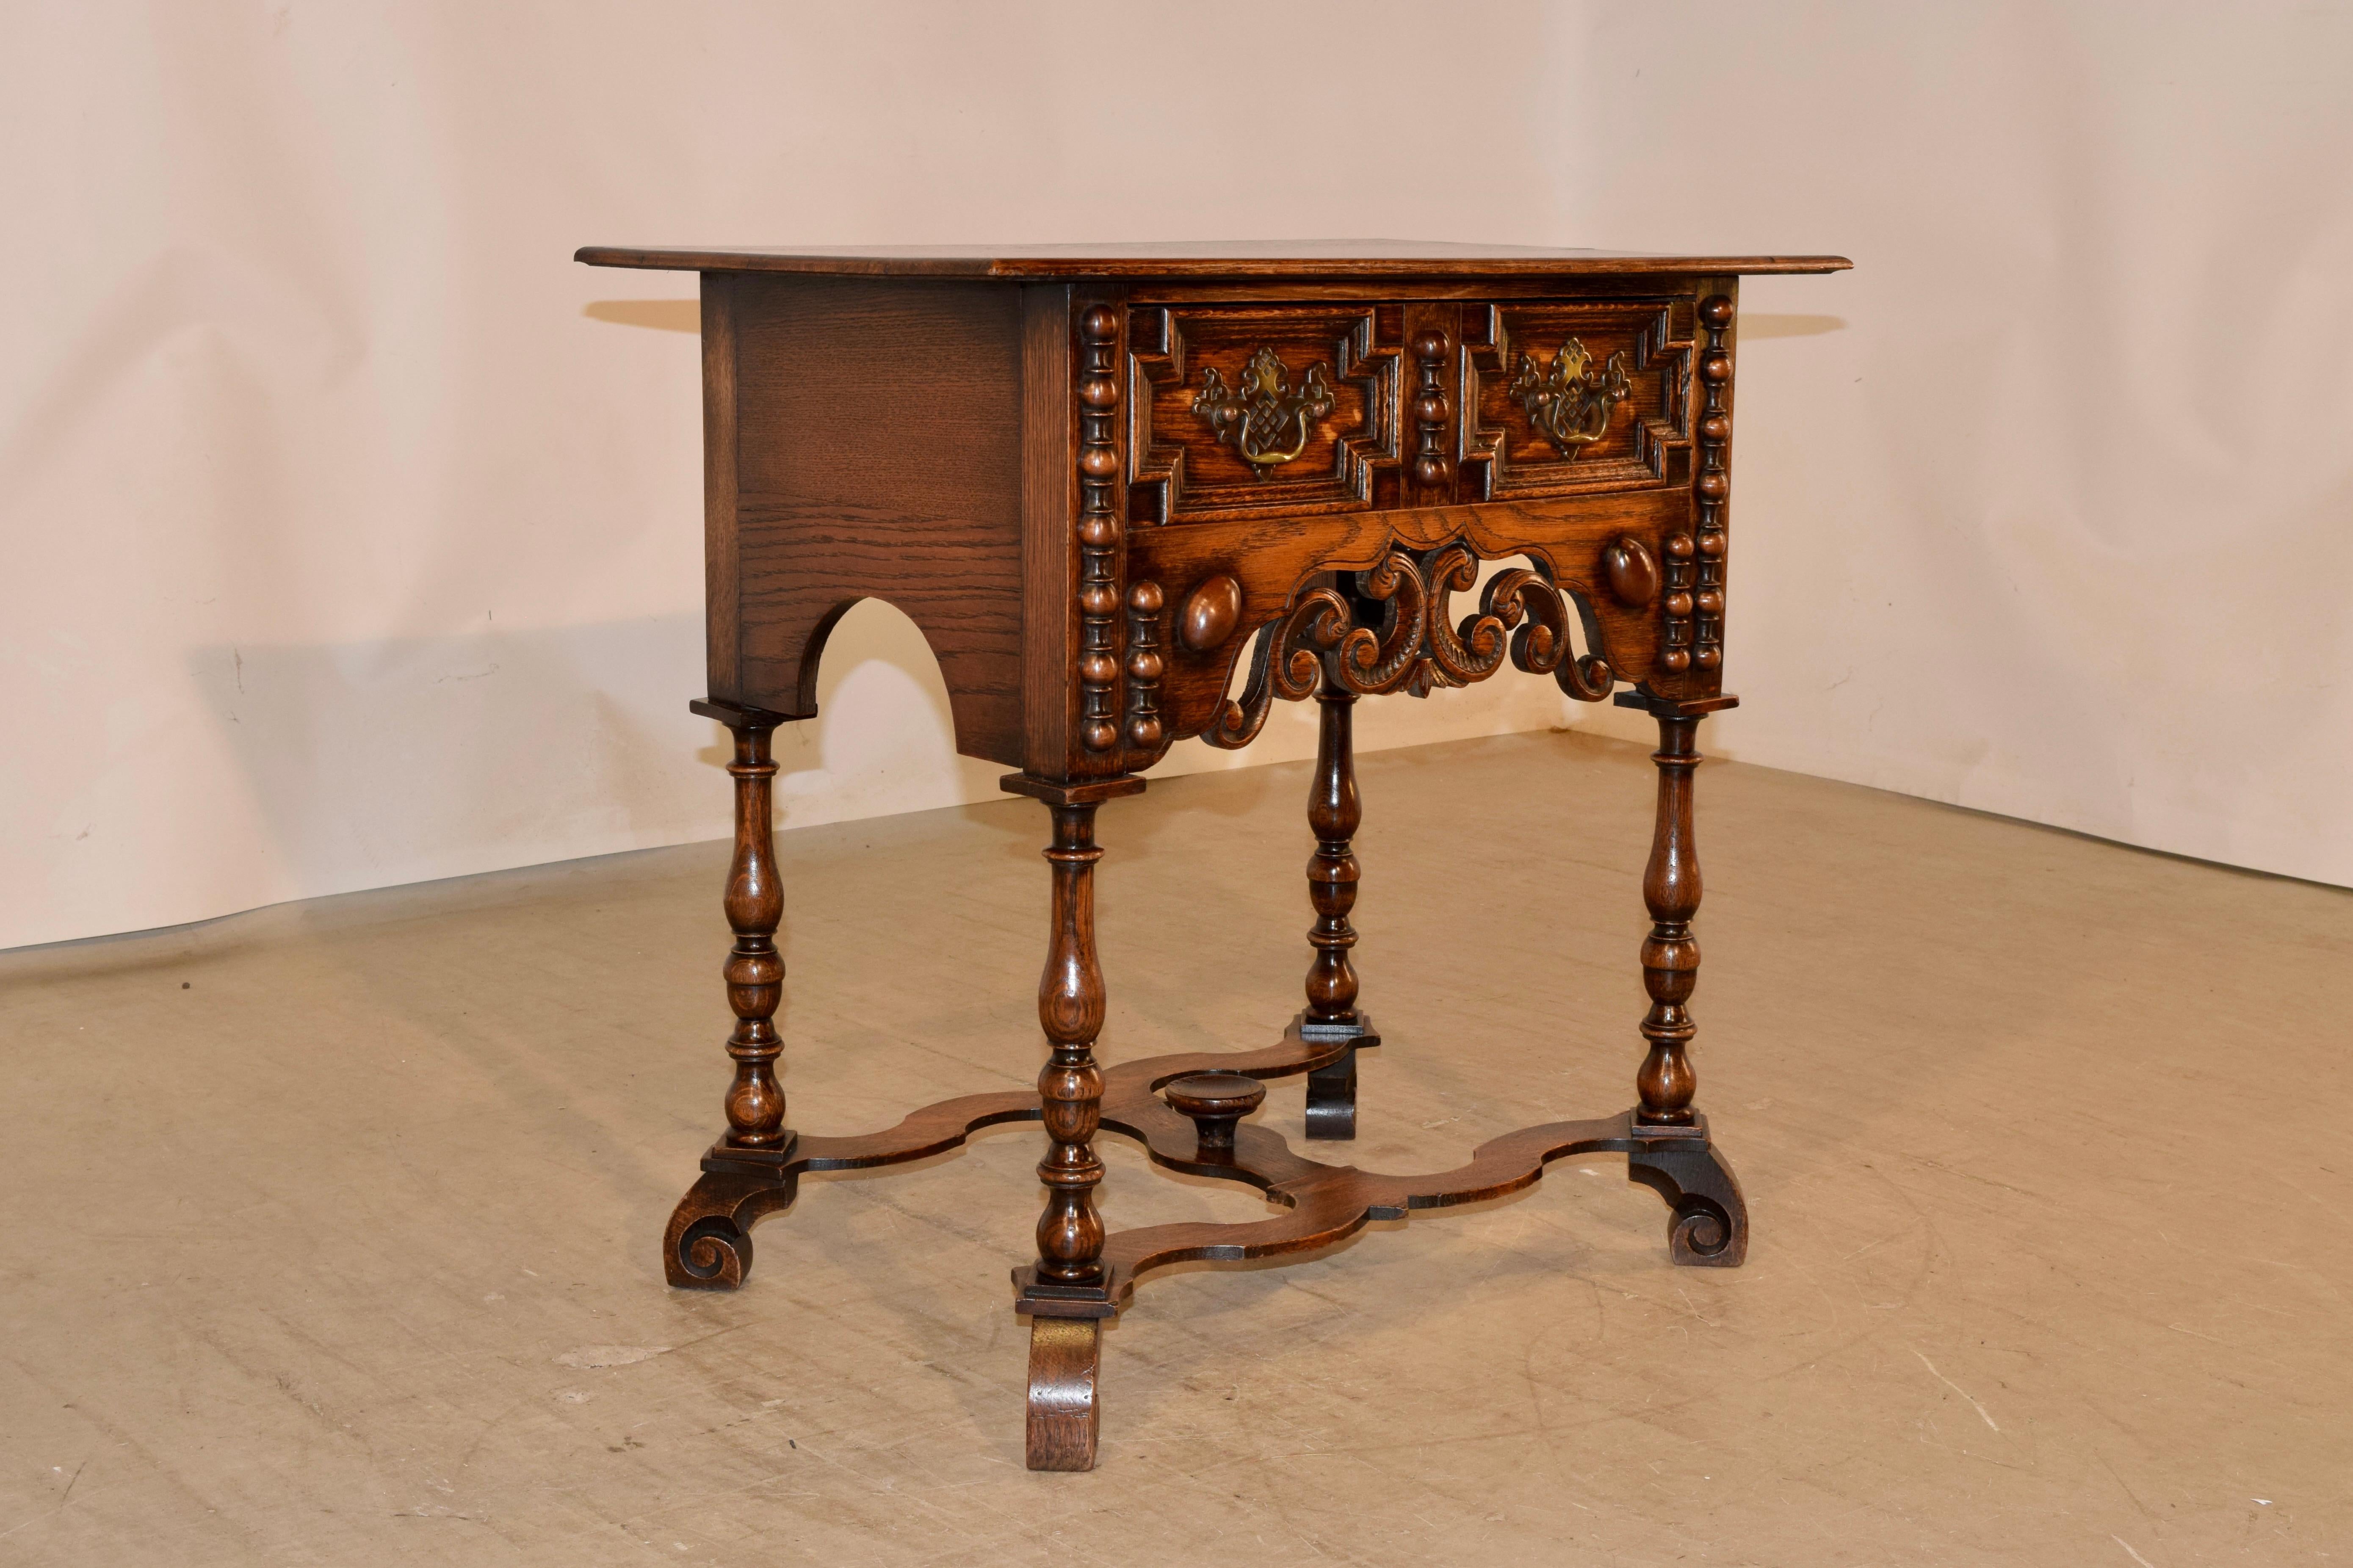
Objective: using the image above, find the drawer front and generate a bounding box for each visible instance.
[1127,303,1404,524]
[1462,298,1693,500]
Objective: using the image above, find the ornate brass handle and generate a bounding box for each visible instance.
[1191,347,1336,477]
[1509,338,1630,455]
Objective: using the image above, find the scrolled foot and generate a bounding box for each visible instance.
[1626,1137,1748,1268]
[1300,1016,1374,1141]
[1665,1200,1736,1264]
[1025,1316,1103,1471]
[662,1165,799,1289]
[1304,1050,1357,1140]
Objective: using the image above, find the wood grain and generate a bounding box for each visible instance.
[1126,303,1403,523]
[700,275,742,702]
[1025,1317,1102,1471]
[1020,284,1079,777]
[727,275,1027,765]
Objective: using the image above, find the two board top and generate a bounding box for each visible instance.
[574,239,1852,279]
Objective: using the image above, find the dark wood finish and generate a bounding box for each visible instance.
[1129,492,1673,756]
[713,712,789,1150]
[1604,534,1661,607]
[1303,688,1363,1028]
[1177,573,1241,652]
[1689,294,1737,673]
[1019,284,1081,778]
[1410,324,1454,490]
[1302,685,1367,1139]
[654,1001,1748,1429]
[652,1005,1750,1303]
[581,242,1842,1469]
[1628,1122,1750,1267]
[700,278,742,700]
[1074,304,1125,756]
[1463,299,1687,500]
[1033,804,1108,1287]
[1162,1071,1267,1149]
[1128,305,1402,522]
[1623,696,1730,1130]
[1025,1317,1102,1471]
[662,698,791,1290]
[716,276,1028,763]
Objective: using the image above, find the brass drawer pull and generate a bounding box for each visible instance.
[1191,347,1335,476]
[1510,339,1630,455]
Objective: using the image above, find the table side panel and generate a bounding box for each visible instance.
[725,276,1028,766]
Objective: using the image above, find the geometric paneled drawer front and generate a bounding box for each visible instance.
[1462,298,1694,501]
[1128,303,1405,524]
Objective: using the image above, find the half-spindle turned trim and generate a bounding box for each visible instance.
[1074,301,1125,753]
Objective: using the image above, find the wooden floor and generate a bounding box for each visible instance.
[3,729,2347,1565]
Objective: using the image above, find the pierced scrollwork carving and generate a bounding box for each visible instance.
[1205,547,1613,749]
[1509,339,1631,455]
[1192,348,1337,476]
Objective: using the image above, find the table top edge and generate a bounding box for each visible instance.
[572,244,1854,279]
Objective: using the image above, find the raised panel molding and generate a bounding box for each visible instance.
[1461,299,1692,502]
[1126,304,1404,524]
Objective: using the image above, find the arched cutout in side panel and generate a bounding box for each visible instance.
[790,594,1019,771]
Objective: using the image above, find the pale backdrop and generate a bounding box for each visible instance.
[4,1,2348,951]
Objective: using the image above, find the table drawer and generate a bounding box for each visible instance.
[1126,302,1404,524]
[1461,297,1694,500]
[1122,296,1693,524]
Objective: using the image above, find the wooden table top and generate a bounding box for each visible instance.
[574,240,1854,279]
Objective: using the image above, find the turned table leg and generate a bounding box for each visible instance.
[1025,801,1111,1469]
[662,708,799,1289]
[1302,687,1368,1137]
[1034,802,1109,1287]
[1624,710,1749,1266]
[1635,714,1704,1130]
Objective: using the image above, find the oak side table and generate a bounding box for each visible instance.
[575,242,1850,1470]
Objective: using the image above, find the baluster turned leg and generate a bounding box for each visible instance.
[1034,803,1109,1287]
[1303,687,1373,1138]
[1623,710,1749,1266]
[718,723,791,1150]
[1636,714,1704,1129]
[663,707,800,1289]
[1021,802,1111,1470]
